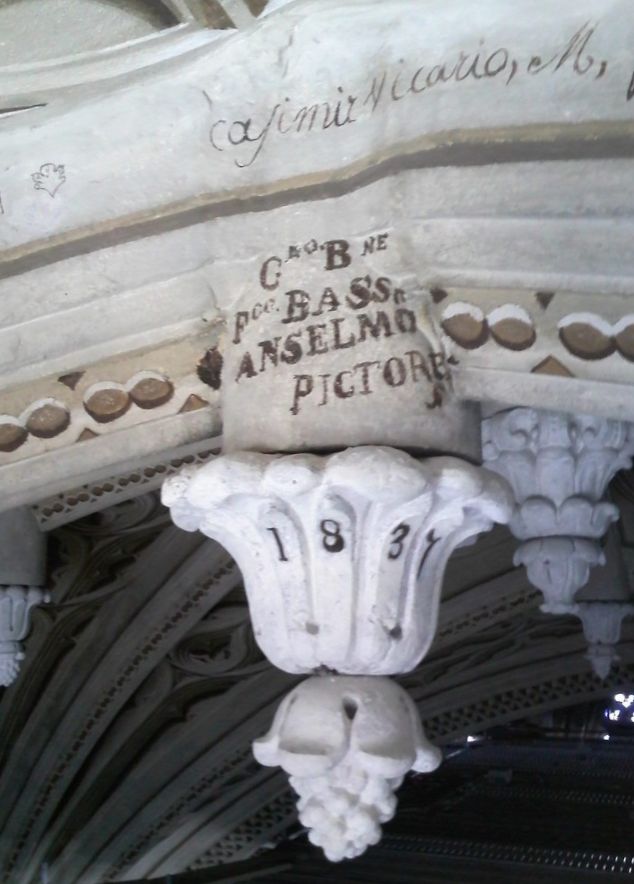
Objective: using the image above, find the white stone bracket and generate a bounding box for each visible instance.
[162,446,512,675]
[483,408,634,614]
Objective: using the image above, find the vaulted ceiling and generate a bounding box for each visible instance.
[0,486,631,883]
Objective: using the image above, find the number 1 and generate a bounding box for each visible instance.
[267,527,288,562]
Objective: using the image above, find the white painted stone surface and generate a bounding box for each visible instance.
[162,446,512,673]
[254,675,441,862]
[2,0,634,255]
[0,0,177,67]
[3,0,634,513]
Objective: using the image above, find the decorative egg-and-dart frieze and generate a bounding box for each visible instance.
[0,372,176,453]
[432,286,634,391]
[83,373,175,423]
[441,303,536,351]
[0,399,71,452]
[0,336,219,459]
[558,313,634,362]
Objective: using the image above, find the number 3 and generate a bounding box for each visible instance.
[388,523,410,560]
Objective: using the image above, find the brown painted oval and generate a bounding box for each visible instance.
[490,318,536,351]
[0,422,27,452]
[84,388,131,423]
[615,322,634,362]
[441,311,488,350]
[26,403,70,438]
[559,323,614,360]
[129,377,174,409]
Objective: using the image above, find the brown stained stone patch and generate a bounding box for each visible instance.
[559,323,615,360]
[532,356,574,377]
[26,403,70,438]
[84,388,131,423]
[77,428,98,442]
[197,347,223,390]
[430,287,449,304]
[0,422,27,452]
[615,324,634,362]
[244,0,268,13]
[179,394,209,413]
[535,291,556,310]
[129,377,174,410]
[58,371,84,390]
[490,318,536,351]
[441,314,489,350]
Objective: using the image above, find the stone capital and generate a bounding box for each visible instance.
[483,408,634,613]
[162,445,512,674]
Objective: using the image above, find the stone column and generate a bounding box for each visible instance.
[0,508,49,686]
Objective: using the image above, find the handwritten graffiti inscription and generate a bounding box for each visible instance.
[31,163,66,198]
[206,22,616,168]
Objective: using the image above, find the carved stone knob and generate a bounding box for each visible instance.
[576,601,634,680]
[253,675,440,862]
[162,446,512,674]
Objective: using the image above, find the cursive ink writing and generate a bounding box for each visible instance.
[207,22,611,168]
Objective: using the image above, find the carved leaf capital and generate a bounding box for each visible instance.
[162,447,512,674]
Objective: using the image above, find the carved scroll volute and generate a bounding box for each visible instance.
[162,446,512,675]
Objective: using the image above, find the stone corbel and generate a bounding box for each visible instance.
[482,407,634,617]
[571,527,634,679]
[576,602,634,680]
[162,446,512,675]
[0,508,49,687]
[162,444,512,859]
[0,587,49,686]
